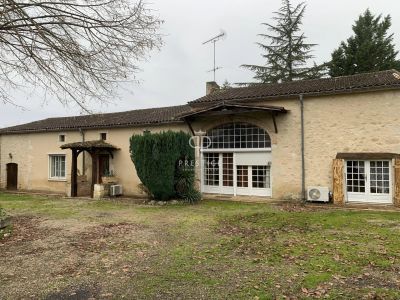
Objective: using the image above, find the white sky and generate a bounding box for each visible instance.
[1,0,400,127]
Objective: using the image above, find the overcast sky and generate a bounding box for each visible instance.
[1,0,400,128]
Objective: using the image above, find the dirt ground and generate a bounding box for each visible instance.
[1,216,158,299]
[1,194,400,299]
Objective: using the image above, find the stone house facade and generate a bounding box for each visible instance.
[1,70,400,205]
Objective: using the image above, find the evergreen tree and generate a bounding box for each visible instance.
[221,80,233,90]
[329,9,400,77]
[242,0,323,84]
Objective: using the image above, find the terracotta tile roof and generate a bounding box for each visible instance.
[190,69,400,104]
[2,70,400,135]
[60,140,119,150]
[0,105,191,134]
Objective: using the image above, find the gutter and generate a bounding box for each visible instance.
[0,120,187,136]
[299,94,305,201]
[189,85,400,105]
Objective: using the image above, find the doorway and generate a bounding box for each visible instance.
[98,154,110,183]
[202,152,271,197]
[346,160,392,204]
[6,163,18,190]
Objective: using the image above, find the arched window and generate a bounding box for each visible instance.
[203,123,271,149]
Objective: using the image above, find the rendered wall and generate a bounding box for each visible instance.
[0,123,189,196]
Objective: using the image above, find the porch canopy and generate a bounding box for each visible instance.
[61,140,119,197]
[178,102,288,134]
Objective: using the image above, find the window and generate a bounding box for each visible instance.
[49,155,66,180]
[204,153,219,186]
[370,161,390,194]
[346,161,366,193]
[100,133,107,140]
[203,123,271,149]
[59,134,65,142]
[237,166,248,187]
[222,153,233,187]
[252,166,270,188]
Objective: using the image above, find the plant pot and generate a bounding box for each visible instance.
[0,216,11,229]
[102,176,118,184]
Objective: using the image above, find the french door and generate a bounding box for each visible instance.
[236,165,271,196]
[202,152,271,197]
[346,160,392,204]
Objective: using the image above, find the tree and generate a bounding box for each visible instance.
[130,131,201,203]
[0,0,162,111]
[329,9,400,77]
[221,80,232,90]
[241,0,324,84]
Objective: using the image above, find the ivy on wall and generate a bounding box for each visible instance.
[130,131,200,202]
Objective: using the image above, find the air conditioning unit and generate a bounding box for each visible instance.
[110,185,123,197]
[307,186,329,202]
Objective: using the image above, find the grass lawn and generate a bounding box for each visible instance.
[1,193,400,299]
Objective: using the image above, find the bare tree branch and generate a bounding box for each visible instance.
[0,0,163,111]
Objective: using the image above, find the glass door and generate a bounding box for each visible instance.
[236,165,271,196]
[346,160,392,204]
[203,153,234,194]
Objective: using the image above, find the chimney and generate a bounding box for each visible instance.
[206,81,220,95]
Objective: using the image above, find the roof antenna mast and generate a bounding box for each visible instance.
[203,31,226,82]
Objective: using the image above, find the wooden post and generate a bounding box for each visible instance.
[332,159,345,205]
[394,159,400,207]
[71,149,78,197]
[90,151,98,198]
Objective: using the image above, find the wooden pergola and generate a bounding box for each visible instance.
[61,140,119,197]
[178,102,288,134]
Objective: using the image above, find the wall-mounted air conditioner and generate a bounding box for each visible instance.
[307,186,329,202]
[110,185,123,196]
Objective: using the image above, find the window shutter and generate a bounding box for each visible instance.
[394,159,400,207]
[333,159,344,205]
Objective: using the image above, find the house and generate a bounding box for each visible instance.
[1,70,400,205]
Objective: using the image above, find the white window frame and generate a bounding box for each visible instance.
[345,159,393,204]
[48,154,67,181]
[200,124,273,197]
[203,123,272,150]
[202,152,272,197]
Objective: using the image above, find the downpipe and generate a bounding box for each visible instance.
[300,94,306,201]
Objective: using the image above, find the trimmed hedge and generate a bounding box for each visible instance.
[130,131,198,201]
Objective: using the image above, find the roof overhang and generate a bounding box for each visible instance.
[336,152,400,160]
[179,102,287,119]
[179,102,287,135]
[61,140,120,157]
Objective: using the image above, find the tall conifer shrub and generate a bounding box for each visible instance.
[130,131,197,201]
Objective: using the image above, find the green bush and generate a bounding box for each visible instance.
[130,131,197,201]
[175,166,202,204]
[181,188,202,204]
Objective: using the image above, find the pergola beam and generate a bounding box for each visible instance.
[61,140,119,198]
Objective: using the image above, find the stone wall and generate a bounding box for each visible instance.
[190,90,400,201]
[1,89,400,202]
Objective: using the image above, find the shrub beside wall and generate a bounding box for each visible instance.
[130,131,200,202]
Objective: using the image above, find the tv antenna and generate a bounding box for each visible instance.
[203,31,226,81]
